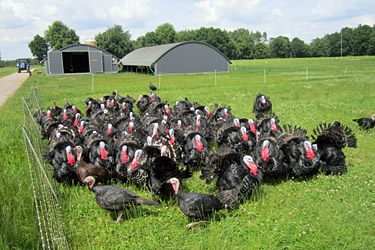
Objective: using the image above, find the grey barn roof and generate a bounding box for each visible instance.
[120,41,231,66]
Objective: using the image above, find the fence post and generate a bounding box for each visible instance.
[91,74,94,93]
[306,67,309,80]
[215,70,217,87]
[345,66,347,78]
[159,74,161,89]
[264,69,266,84]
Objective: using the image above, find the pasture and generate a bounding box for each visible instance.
[1,57,374,249]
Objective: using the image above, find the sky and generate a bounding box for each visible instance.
[0,0,374,60]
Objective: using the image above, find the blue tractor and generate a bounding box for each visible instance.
[16,58,31,75]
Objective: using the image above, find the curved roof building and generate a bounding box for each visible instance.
[119,41,231,75]
[45,44,118,75]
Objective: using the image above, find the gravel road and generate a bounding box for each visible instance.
[0,72,31,106]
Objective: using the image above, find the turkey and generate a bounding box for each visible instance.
[128,145,161,185]
[113,135,139,183]
[149,80,158,91]
[115,90,135,107]
[183,132,210,167]
[311,121,357,175]
[352,114,375,130]
[278,125,320,177]
[252,93,272,115]
[75,146,109,183]
[136,94,153,114]
[51,142,78,183]
[253,137,285,178]
[215,125,255,154]
[256,113,282,138]
[167,178,224,219]
[83,176,160,223]
[88,140,115,172]
[201,152,263,209]
[147,155,192,202]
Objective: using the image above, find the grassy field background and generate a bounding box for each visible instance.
[1,57,374,249]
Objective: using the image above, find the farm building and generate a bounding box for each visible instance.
[44,44,118,75]
[119,41,231,75]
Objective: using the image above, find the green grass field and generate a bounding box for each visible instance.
[0,66,19,77]
[1,57,375,249]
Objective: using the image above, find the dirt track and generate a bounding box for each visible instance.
[0,72,31,106]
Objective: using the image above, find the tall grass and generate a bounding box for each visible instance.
[1,57,374,249]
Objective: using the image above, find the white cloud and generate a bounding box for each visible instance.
[272,8,282,17]
[193,0,260,24]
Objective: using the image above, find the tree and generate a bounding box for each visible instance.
[290,37,311,57]
[154,23,176,44]
[269,36,291,58]
[28,34,48,61]
[44,21,79,51]
[95,25,133,58]
[353,24,373,55]
[253,42,270,59]
[229,28,255,59]
[176,29,197,42]
[310,38,330,57]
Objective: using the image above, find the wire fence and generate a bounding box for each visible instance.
[22,84,71,250]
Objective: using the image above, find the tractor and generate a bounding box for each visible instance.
[16,58,31,75]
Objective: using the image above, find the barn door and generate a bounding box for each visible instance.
[89,51,103,73]
[48,51,63,75]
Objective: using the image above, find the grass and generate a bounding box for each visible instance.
[0,66,19,77]
[1,56,375,249]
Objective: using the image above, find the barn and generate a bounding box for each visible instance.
[44,44,118,75]
[119,41,231,75]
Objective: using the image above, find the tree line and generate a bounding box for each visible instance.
[28,21,375,61]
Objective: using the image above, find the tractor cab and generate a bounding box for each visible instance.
[16,58,31,74]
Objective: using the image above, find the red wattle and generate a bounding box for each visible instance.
[74,118,78,127]
[306,148,315,160]
[271,123,278,131]
[78,125,83,134]
[131,158,138,170]
[100,147,108,160]
[250,124,256,133]
[196,139,203,152]
[121,150,128,164]
[67,152,75,166]
[170,135,175,145]
[261,147,269,161]
[242,132,248,142]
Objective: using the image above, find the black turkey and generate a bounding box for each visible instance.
[128,145,161,185]
[253,137,285,178]
[51,142,78,183]
[183,132,210,167]
[278,125,320,177]
[256,113,282,138]
[252,93,272,115]
[83,176,160,223]
[312,121,357,175]
[147,156,192,202]
[149,80,158,91]
[201,152,263,209]
[113,135,139,183]
[353,114,375,130]
[167,178,224,219]
[88,140,115,172]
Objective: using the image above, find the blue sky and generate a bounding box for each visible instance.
[0,0,374,60]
